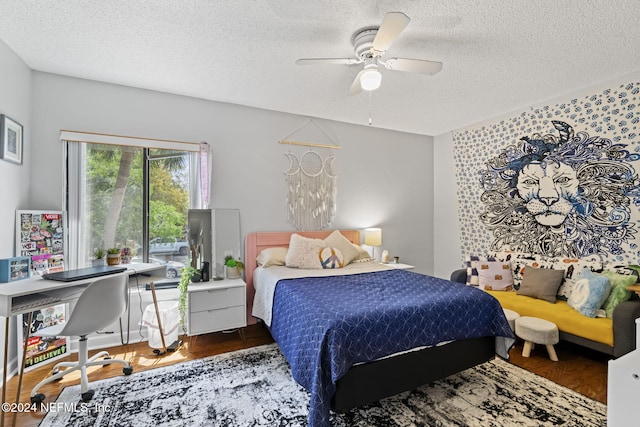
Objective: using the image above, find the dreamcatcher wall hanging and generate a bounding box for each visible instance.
[279,119,340,230]
[284,150,337,230]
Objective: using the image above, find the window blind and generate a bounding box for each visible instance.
[60,130,201,152]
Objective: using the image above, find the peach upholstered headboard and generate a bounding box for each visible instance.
[244,230,360,325]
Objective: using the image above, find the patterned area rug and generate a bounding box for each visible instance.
[40,343,606,426]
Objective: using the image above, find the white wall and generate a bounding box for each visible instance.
[30,71,435,274]
[0,39,32,380]
[432,132,460,279]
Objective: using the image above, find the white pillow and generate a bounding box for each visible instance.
[285,234,326,269]
[323,230,360,265]
[256,247,288,268]
[351,243,375,262]
[351,243,374,262]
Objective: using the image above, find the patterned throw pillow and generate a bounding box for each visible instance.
[491,250,602,296]
[568,268,611,318]
[319,247,344,269]
[477,261,514,291]
[491,251,540,290]
[465,255,495,286]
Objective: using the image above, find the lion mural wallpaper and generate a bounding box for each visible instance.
[453,80,640,266]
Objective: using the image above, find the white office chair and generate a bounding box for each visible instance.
[30,273,133,403]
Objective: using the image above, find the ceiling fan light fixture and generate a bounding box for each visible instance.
[360,68,382,91]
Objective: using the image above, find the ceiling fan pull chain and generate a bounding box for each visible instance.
[368,91,373,126]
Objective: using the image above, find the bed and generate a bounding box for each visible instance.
[245,230,514,427]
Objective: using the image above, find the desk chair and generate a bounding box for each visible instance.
[30,273,133,403]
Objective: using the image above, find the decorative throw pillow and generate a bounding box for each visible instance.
[491,251,540,290]
[554,257,603,300]
[323,230,360,265]
[477,261,514,291]
[256,247,288,268]
[466,255,495,286]
[567,268,612,318]
[284,234,326,269]
[319,247,344,269]
[599,271,637,318]
[516,266,565,303]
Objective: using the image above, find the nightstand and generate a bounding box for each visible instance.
[382,263,414,270]
[187,278,246,337]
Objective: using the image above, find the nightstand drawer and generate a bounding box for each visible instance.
[188,305,245,335]
[189,286,244,313]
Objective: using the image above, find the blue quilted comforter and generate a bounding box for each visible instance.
[268,269,514,427]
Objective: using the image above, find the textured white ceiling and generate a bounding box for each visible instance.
[0,0,639,136]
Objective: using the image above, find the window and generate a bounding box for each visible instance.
[63,132,207,273]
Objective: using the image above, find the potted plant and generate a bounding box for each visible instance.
[224,255,244,279]
[92,247,106,267]
[106,247,121,265]
[178,265,199,333]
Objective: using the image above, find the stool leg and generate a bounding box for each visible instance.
[546,344,558,362]
[522,341,533,357]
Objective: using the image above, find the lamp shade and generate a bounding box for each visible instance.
[360,69,382,91]
[364,228,382,246]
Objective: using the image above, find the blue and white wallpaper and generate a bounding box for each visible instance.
[453,80,640,265]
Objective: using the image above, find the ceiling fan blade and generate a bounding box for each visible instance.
[347,70,365,96]
[296,58,360,65]
[372,12,410,53]
[383,58,443,75]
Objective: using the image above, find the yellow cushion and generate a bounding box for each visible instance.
[486,290,613,346]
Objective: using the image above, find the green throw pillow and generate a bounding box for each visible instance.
[598,271,637,318]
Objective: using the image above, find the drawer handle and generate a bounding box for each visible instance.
[208,307,233,312]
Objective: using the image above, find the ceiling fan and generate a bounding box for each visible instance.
[296,12,443,95]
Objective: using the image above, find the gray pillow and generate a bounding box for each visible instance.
[516,266,565,303]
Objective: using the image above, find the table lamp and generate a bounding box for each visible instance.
[364,227,382,261]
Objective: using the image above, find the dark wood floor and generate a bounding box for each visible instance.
[3,324,609,427]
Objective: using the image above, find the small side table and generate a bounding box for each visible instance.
[382,263,414,270]
[627,284,640,297]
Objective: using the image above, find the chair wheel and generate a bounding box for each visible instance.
[81,390,95,402]
[31,394,45,405]
[51,369,63,381]
[123,366,133,375]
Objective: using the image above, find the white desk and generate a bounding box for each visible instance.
[0,263,165,427]
[0,263,164,317]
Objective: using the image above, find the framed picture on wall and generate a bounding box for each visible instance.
[0,114,23,165]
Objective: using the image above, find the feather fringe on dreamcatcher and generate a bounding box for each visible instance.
[285,151,337,230]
